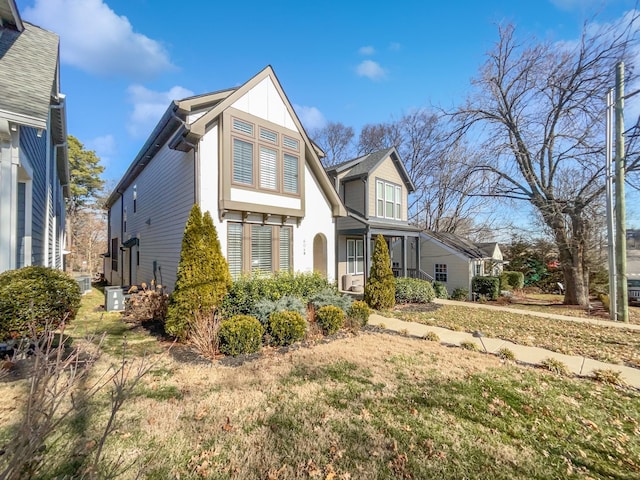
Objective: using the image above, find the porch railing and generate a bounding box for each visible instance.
[392,267,434,282]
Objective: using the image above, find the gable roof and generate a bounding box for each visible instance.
[422,231,489,260]
[0,14,60,129]
[326,147,416,192]
[0,0,22,31]
[476,242,500,257]
[107,66,346,216]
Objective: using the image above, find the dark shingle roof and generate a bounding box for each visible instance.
[0,21,59,128]
[425,231,488,259]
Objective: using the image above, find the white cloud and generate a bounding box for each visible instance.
[127,85,194,138]
[358,45,376,55]
[356,60,387,81]
[23,0,175,80]
[293,104,326,131]
[85,134,116,166]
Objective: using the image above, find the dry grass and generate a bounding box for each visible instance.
[395,305,640,367]
[2,290,640,479]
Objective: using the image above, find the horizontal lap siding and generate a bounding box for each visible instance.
[118,145,195,292]
[369,157,407,221]
[419,238,471,291]
[19,127,46,266]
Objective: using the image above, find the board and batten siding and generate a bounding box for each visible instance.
[343,179,365,216]
[116,144,195,292]
[231,76,297,130]
[368,156,407,221]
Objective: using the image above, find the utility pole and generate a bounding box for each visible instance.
[606,89,617,321]
[615,61,629,323]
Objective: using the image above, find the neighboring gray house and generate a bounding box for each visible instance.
[326,147,431,291]
[0,0,69,273]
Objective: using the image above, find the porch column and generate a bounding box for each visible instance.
[364,229,371,283]
[416,235,421,275]
[402,235,407,277]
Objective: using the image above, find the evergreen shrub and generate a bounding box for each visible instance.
[222,271,331,318]
[500,271,525,290]
[0,266,81,340]
[364,234,395,310]
[450,287,469,301]
[310,288,352,312]
[166,206,231,340]
[254,295,307,326]
[347,300,371,327]
[218,315,263,356]
[472,276,500,301]
[432,281,448,299]
[395,278,435,304]
[316,305,345,335]
[268,310,306,346]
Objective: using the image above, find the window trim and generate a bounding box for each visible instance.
[375,179,402,220]
[226,222,293,277]
[346,238,364,275]
[227,110,303,198]
[435,263,447,283]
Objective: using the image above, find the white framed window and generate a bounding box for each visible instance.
[283,136,299,151]
[283,153,299,194]
[347,239,364,274]
[435,264,447,282]
[259,146,278,190]
[474,263,482,277]
[227,223,293,277]
[227,223,243,279]
[233,118,254,136]
[260,127,277,144]
[376,180,402,220]
[233,138,254,185]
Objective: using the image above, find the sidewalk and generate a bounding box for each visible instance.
[434,298,640,331]
[367,310,640,389]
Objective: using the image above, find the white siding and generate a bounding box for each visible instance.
[231,77,297,131]
[296,164,336,281]
[199,122,219,218]
[230,188,301,209]
[420,237,472,295]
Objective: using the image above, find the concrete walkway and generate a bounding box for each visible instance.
[434,298,640,331]
[367,307,640,389]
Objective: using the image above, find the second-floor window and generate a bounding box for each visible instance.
[230,114,301,195]
[376,180,402,220]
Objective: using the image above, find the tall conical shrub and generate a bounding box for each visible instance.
[165,205,231,340]
[364,234,396,310]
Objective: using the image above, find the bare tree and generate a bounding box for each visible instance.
[358,111,496,237]
[452,19,640,305]
[310,122,356,167]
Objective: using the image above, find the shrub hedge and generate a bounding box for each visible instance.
[218,315,264,356]
[316,305,345,335]
[395,278,435,304]
[450,287,469,301]
[432,281,448,299]
[0,266,81,340]
[268,310,306,346]
[472,276,500,300]
[347,300,371,327]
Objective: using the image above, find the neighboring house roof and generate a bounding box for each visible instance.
[107,66,346,216]
[0,14,60,129]
[345,206,421,233]
[326,147,416,192]
[476,242,500,257]
[423,231,490,260]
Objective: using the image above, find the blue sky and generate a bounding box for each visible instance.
[15,0,640,226]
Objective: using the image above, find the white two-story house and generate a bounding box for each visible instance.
[105,66,345,291]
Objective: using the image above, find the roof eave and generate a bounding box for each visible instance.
[106,101,186,208]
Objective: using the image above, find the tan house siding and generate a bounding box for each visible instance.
[368,156,407,221]
[420,238,472,293]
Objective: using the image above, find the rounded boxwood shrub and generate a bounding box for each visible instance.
[268,310,306,346]
[395,278,435,304]
[316,305,345,335]
[0,266,82,340]
[218,315,264,356]
[347,300,371,327]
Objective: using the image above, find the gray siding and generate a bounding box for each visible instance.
[110,144,195,291]
[343,179,365,216]
[20,127,46,265]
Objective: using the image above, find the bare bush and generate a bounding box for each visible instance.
[187,312,221,360]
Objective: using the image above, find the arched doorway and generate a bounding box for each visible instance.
[313,233,327,278]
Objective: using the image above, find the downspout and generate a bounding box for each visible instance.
[193,143,200,206]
